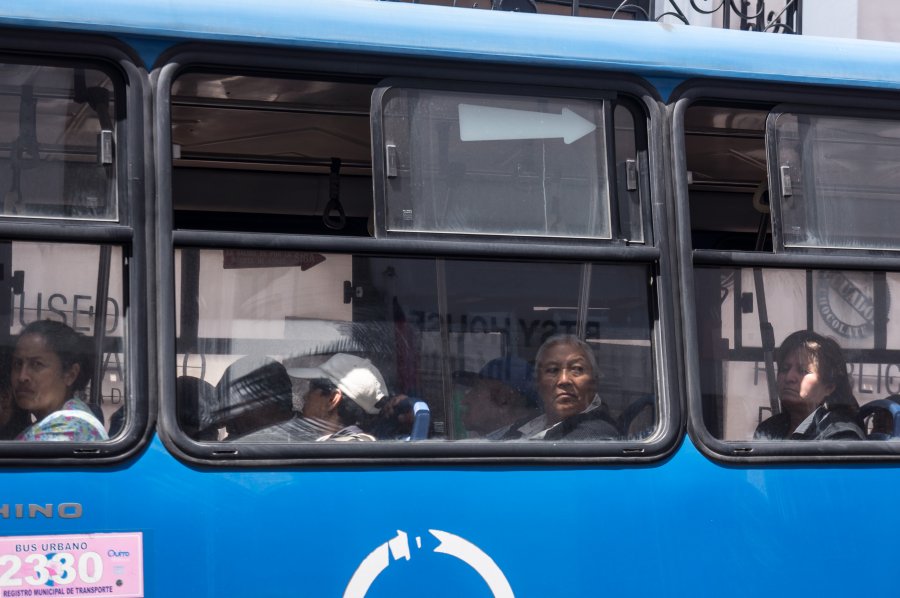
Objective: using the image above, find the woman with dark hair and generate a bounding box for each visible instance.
[12,320,107,441]
[755,330,864,440]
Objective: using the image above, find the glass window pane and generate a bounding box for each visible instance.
[174,249,655,444]
[0,241,126,441]
[379,88,610,239]
[693,265,899,441]
[170,73,375,236]
[0,62,117,220]
[772,112,900,251]
[171,75,371,167]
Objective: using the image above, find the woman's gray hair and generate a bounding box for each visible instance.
[535,334,599,382]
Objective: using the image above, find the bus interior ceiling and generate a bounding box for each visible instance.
[685,102,773,251]
[171,72,376,236]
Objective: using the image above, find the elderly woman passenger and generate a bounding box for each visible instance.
[502,334,619,440]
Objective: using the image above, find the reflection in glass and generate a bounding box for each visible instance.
[695,265,900,440]
[380,88,610,239]
[174,249,656,443]
[0,62,117,220]
[0,241,126,441]
[773,113,900,251]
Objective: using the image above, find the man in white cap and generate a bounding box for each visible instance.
[237,353,388,442]
[288,353,388,441]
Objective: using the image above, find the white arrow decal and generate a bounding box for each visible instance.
[458,103,596,145]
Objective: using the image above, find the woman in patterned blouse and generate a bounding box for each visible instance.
[12,320,107,441]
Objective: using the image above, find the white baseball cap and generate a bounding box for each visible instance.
[287,353,387,414]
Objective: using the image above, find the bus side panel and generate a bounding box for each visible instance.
[0,438,890,596]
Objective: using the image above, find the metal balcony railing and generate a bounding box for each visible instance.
[652,0,801,33]
[381,0,802,34]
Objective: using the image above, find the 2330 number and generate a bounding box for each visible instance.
[0,552,103,587]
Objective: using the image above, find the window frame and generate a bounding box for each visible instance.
[0,55,124,224]
[154,44,681,465]
[767,103,900,256]
[673,79,900,462]
[0,29,154,463]
[370,78,618,243]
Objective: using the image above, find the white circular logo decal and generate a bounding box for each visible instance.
[344,530,514,598]
[816,271,887,339]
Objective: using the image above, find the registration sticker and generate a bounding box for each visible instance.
[0,532,143,597]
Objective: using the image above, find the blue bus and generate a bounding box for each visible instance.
[0,1,899,595]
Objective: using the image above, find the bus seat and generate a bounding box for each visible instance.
[107,405,126,438]
[618,394,656,440]
[215,356,293,439]
[858,395,900,440]
[175,375,218,440]
[408,400,430,441]
[370,396,430,440]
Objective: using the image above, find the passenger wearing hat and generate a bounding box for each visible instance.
[456,356,540,439]
[289,353,388,441]
[238,353,387,442]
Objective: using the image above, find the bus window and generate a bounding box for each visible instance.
[677,93,900,457]
[684,104,900,254]
[165,65,667,458]
[0,61,118,221]
[769,110,900,252]
[174,249,656,443]
[374,86,611,240]
[0,241,126,441]
[694,264,900,442]
[684,103,771,251]
[171,73,373,236]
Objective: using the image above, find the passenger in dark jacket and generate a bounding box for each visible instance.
[755,330,864,441]
[501,335,619,440]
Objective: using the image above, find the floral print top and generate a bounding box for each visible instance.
[17,398,108,442]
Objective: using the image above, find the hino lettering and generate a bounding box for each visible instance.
[0,503,83,519]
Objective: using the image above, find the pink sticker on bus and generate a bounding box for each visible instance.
[0,532,143,597]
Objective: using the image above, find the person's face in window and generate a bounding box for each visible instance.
[776,349,834,414]
[301,381,338,420]
[537,343,596,425]
[12,333,79,420]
